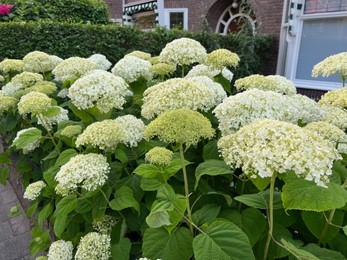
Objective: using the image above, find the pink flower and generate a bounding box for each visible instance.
[0,4,13,16]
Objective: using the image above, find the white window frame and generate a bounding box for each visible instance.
[163,8,188,30]
[283,5,347,91]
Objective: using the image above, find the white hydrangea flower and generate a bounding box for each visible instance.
[52,57,97,83]
[142,77,225,119]
[88,54,112,71]
[68,70,132,113]
[2,72,43,96]
[159,37,207,66]
[0,59,25,74]
[206,48,240,70]
[23,51,58,73]
[47,240,73,260]
[75,120,126,151]
[312,52,347,79]
[50,55,63,67]
[92,215,118,234]
[37,107,69,131]
[75,232,111,260]
[17,91,52,116]
[0,95,17,115]
[218,119,341,187]
[57,88,69,98]
[185,64,220,79]
[290,94,324,124]
[320,105,347,131]
[115,115,145,147]
[55,153,110,193]
[13,127,41,154]
[318,87,347,109]
[145,147,173,166]
[125,50,151,60]
[111,56,153,83]
[222,67,234,81]
[23,181,46,200]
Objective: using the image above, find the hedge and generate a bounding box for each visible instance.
[0,21,273,78]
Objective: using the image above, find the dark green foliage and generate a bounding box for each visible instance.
[0,22,273,78]
[0,0,110,24]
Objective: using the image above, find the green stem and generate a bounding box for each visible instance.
[179,144,194,236]
[37,114,60,153]
[318,209,336,245]
[99,188,110,205]
[263,174,276,260]
[238,176,247,213]
[181,65,185,78]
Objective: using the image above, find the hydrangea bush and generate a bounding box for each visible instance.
[1,47,347,260]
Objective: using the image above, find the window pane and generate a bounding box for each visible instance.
[295,17,347,82]
[304,0,347,13]
[170,12,184,29]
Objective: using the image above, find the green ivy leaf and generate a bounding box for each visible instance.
[12,128,42,149]
[142,227,193,260]
[193,219,255,260]
[280,239,319,260]
[303,243,346,260]
[301,210,344,243]
[54,149,77,167]
[195,159,233,189]
[192,204,221,227]
[234,189,283,210]
[133,164,161,178]
[282,178,347,211]
[0,167,9,185]
[109,186,140,213]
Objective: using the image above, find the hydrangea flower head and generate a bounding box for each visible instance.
[24,81,57,96]
[76,120,126,151]
[312,52,347,80]
[222,67,234,81]
[185,64,220,79]
[55,153,110,193]
[93,215,118,234]
[37,107,69,131]
[88,54,112,71]
[111,56,153,83]
[23,51,58,73]
[75,232,111,260]
[68,70,132,113]
[145,147,173,165]
[150,56,160,65]
[206,49,240,69]
[60,125,83,138]
[0,95,17,115]
[23,181,46,200]
[144,109,215,147]
[18,91,52,116]
[47,240,73,260]
[12,127,41,154]
[321,105,347,131]
[159,38,207,66]
[218,119,341,187]
[52,57,97,84]
[141,77,225,119]
[125,50,151,60]
[235,74,296,95]
[318,87,347,109]
[114,115,145,147]
[150,63,176,77]
[0,59,24,74]
[291,94,324,124]
[2,72,43,96]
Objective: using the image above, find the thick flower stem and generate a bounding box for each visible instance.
[263,174,276,260]
[318,209,336,245]
[179,144,194,236]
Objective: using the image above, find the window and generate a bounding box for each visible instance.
[164,8,188,29]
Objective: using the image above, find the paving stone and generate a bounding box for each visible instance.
[10,215,31,236]
[0,231,31,260]
[0,189,18,205]
[0,221,13,242]
[0,182,11,193]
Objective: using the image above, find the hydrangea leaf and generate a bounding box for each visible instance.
[164,158,191,178]
[343,225,347,237]
[302,210,344,243]
[146,200,173,228]
[193,219,255,260]
[111,238,131,260]
[203,139,220,160]
[192,204,221,227]
[234,189,283,209]
[38,202,54,226]
[282,178,347,211]
[140,177,164,191]
[133,164,161,178]
[54,149,77,167]
[249,176,271,191]
[0,167,9,185]
[12,128,42,149]
[195,159,233,190]
[240,208,267,246]
[41,106,61,117]
[142,227,193,260]
[280,239,318,260]
[303,243,346,260]
[110,186,140,213]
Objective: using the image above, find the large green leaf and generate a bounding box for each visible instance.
[41,106,61,117]
[111,238,131,260]
[280,239,319,260]
[234,189,283,209]
[43,166,59,187]
[301,210,344,243]
[164,158,191,178]
[133,164,161,178]
[203,139,220,160]
[195,160,233,189]
[0,151,11,164]
[54,214,67,238]
[303,243,345,260]
[193,219,254,260]
[142,227,193,260]
[146,200,173,228]
[249,176,271,191]
[192,204,221,227]
[38,202,54,227]
[0,167,9,185]
[109,186,140,213]
[282,178,347,211]
[140,177,164,191]
[54,149,77,167]
[165,196,186,234]
[67,102,93,124]
[240,208,267,246]
[12,128,42,149]
[53,194,78,218]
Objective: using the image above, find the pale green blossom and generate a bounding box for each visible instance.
[75,232,111,260]
[0,59,24,74]
[206,49,240,69]
[47,240,73,260]
[321,106,347,131]
[0,95,17,115]
[24,81,57,96]
[57,88,69,98]
[23,51,58,73]
[88,54,112,71]
[318,87,347,109]
[114,115,145,147]
[55,153,110,193]
[145,147,173,165]
[76,120,126,151]
[36,256,48,260]
[52,57,97,83]
[0,75,4,82]
[126,50,151,60]
[23,181,46,200]
[93,215,118,234]
[150,56,160,65]
[68,70,132,113]
[312,52,347,82]
[111,56,153,83]
[150,63,176,77]
[60,125,83,138]
[218,119,341,187]
[2,72,43,96]
[159,38,207,66]
[185,64,220,79]
[144,109,215,147]
[17,92,52,116]
[291,94,324,124]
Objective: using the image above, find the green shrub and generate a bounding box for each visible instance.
[0,22,273,79]
[0,0,110,24]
